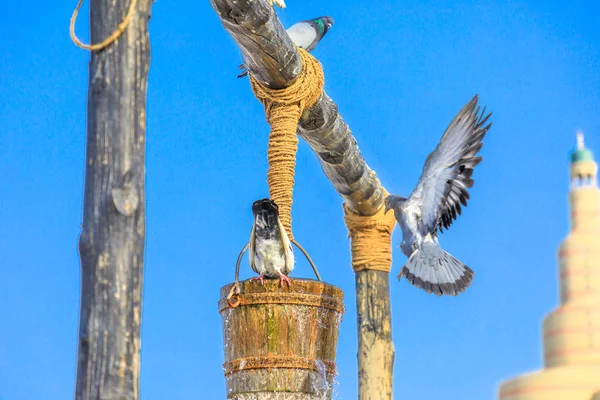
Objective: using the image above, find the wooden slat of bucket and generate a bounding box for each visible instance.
[219,279,345,399]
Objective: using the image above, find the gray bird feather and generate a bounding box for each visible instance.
[238,16,334,78]
[385,95,492,296]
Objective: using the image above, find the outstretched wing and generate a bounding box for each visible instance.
[407,95,492,235]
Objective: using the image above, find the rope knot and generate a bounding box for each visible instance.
[343,202,397,273]
[249,49,325,240]
[250,48,324,112]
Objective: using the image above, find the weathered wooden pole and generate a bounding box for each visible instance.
[299,96,395,399]
[210,1,395,398]
[74,0,152,398]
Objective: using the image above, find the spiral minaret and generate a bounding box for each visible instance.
[498,133,600,400]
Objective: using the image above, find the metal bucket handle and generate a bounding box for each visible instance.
[227,239,322,308]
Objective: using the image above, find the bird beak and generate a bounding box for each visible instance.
[384,205,391,214]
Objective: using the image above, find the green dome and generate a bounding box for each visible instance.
[571,148,595,163]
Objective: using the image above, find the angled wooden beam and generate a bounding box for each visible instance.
[298,94,394,399]
[75,0,152,398]
[210,0,394,398]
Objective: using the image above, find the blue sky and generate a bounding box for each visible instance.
[1,0,599,399]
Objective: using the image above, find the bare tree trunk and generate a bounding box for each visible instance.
[210,1,394,398]
[75,0,152,399]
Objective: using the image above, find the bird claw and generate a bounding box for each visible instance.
[250,275,265,286]
[278,273,292,288]
[397,266,407,280]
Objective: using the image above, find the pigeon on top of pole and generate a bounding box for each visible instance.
[385,95,492,296]
[248,199,295,287]
[238,16,334,78]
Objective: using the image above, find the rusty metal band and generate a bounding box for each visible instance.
[223,356,337,376]
[218,292,345,314]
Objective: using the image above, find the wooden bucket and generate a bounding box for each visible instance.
[218,279,345,399]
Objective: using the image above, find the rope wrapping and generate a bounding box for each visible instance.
[343,201,397,273]
[249,48,324,240]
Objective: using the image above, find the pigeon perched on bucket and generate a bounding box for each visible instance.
[385,95,492,296]
[238,16,334,78]
[248,199,295,287]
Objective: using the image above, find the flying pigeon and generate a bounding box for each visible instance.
[238,16,334,78]
[248,199,295,287]
[385,95,492,296]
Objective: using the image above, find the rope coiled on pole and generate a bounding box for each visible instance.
[249,48,324,240]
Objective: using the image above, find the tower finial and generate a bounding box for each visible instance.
[576,130,585,150]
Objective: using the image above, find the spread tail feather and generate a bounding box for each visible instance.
[399,241,473,296]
